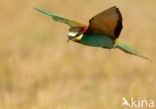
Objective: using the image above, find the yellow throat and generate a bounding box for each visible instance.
[72,34,83,41]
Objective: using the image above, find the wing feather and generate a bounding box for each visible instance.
[34,8,85,27]
[85,6,123,39]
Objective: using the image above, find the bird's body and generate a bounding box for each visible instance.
[34,6,150,61]
[73,33,115,48]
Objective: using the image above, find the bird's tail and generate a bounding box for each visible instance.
[115,40,151,61]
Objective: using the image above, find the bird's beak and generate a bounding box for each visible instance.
[67,36,73,42]
[67,38,70,42]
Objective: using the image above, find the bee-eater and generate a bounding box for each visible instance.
[34,6,150,61]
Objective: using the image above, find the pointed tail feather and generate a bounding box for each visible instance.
[115,41,151,61]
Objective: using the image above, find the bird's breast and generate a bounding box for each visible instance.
[79,34,115,48]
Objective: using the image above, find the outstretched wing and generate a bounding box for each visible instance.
[85,6,123,39]
[34,8,85,27]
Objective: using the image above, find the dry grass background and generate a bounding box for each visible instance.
[0,0,156,109]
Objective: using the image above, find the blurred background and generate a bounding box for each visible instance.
[0,0,156,109]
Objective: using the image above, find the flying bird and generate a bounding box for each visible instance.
[34,6,150,61]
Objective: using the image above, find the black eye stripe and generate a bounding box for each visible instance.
[75,32,82,37]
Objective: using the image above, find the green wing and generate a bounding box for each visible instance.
[34,8,85,27]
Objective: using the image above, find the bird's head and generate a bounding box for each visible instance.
[68,27,84,42]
